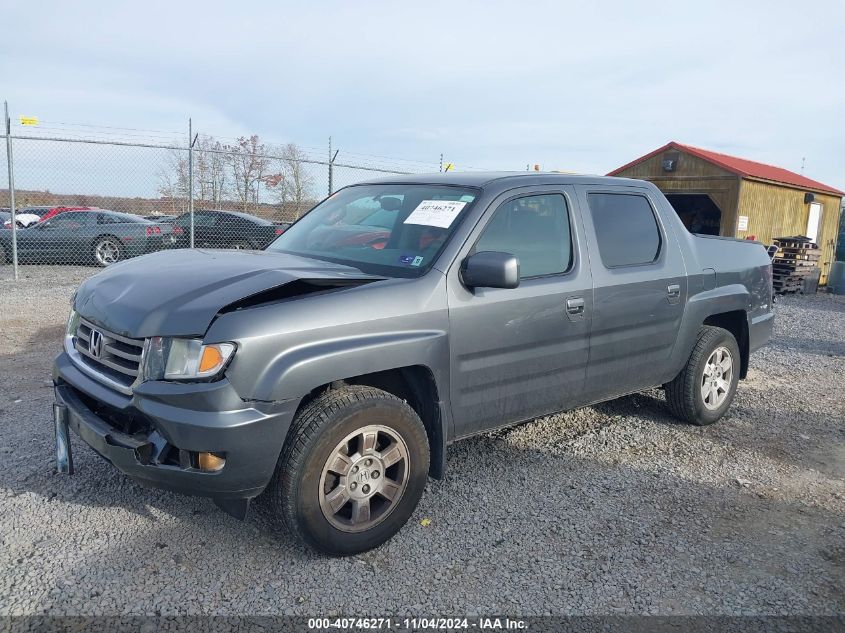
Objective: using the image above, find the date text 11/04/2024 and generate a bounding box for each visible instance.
[307,617,528,630]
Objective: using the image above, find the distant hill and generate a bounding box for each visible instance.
[0,189,313,223]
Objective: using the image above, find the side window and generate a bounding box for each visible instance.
[199,213,219,227]
[186,213,216,227]
[474,194,572,279]
[587,193,661,267]
[51,213,88,229]
[97,213,116,225]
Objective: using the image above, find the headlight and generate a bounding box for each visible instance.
[143,337,235,381]
[165,339,235,379]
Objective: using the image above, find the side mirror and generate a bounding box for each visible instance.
[461,251,520,289]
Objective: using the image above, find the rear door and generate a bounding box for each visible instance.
[577,185,687,401]
[447,186,592,438]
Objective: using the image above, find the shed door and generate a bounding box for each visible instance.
[807,202,822,243]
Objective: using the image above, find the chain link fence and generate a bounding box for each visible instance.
[1,106,441,276]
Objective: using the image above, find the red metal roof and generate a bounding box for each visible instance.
[609,141,844,196]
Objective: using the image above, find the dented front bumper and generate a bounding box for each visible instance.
[52,350,298,505]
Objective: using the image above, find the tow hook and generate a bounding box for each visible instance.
[53,403,73,475]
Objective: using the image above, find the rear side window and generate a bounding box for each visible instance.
[50,214,89,228]
[587,193,661,267]
[191,213,218,227]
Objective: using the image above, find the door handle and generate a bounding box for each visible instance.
[565,297,585,315]
[667,284,680,298]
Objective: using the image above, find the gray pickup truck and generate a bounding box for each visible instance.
[53,173,774,555]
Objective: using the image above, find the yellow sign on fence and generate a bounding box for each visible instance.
[19,116,39,126]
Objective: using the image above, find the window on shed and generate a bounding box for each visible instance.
[587,193,661,267]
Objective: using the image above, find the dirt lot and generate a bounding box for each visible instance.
[0,265,843,616]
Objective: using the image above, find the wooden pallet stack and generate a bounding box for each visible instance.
[771,236,820,294]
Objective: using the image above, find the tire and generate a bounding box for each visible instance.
[228,240,253,250]
[93,236,123,267]
[665,326,741,426]
[0,244,7,265]
[267,385,430,556]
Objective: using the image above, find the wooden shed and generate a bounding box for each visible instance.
[609,142,844,283]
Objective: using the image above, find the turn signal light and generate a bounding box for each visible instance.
[199,345,225,373]
[197,452,226,471]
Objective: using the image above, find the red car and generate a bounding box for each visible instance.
[38,206,94,223]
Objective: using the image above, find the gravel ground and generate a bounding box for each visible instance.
[0,265,843,616]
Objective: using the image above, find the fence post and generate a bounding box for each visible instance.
[188,118,195,248]
[4,101,18,280]
[327,136,333,196]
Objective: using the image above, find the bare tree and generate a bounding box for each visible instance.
[225,135,269,212]
[266,143,316,221]
[156,149,189,214]
[193,135,229,209]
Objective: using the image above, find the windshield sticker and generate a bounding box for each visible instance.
[411,256,424,267]
[404,200,467,229]
[399,254,415,265]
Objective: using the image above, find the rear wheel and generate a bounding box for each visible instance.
[266,385,429,556]
[665,326,740,425]
[93,236,123,267]
[0,244,7,264]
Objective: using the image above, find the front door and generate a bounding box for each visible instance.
[18,213,88,262]
[576,186,688,401]
[447,187,592,438]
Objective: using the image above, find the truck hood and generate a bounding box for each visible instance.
[74,249,382,338]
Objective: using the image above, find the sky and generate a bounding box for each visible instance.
[2,0,844,195]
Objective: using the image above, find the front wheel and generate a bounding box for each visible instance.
[665,326,741,426]
[266,385,430,556]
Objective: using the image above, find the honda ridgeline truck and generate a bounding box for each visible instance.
[53,173,774,555]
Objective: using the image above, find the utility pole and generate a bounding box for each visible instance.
[327,137,339,196]
[4,101,18,280]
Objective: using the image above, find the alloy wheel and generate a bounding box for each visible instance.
[95,239,121,265]
[319,424,410,533]
[701,346,733,410]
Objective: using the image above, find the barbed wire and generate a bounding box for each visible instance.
[2,114,502,176]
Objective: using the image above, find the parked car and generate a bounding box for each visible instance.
[169,210,286,250]
[0,210,173,267]
[2,206,51,228]
[2,206,94,229]
[54,173,774,555]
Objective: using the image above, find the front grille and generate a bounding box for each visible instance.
[74,318,144,391]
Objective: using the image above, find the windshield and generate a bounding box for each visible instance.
[267,184,478,277]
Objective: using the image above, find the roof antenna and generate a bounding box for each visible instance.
[801,157,805,174]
